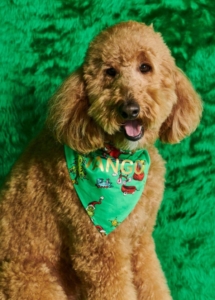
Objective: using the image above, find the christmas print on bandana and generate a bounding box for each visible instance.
[64,144,150,235]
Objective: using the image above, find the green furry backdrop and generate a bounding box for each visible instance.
[0,0,214,299]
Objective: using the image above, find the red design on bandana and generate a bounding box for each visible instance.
[104,144,123,159]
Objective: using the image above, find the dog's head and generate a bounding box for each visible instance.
[48,21,202,153]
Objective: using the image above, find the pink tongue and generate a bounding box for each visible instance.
[124,121,142,137]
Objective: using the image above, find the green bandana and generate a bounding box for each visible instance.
[65,144,150,235]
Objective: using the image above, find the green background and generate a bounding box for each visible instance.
[0,0,215,299]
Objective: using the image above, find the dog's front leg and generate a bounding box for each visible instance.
[132,234,172,300]
[70,233,137,300]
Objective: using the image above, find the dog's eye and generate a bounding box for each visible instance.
[139,64,152,73]
[106,67,117,77]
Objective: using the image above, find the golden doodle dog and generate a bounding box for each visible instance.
[0,21,202,300]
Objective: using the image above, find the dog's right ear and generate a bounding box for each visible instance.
[159,67,202,143]
[47,68,104,154]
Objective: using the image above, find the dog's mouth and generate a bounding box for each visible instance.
[122,120,144,141]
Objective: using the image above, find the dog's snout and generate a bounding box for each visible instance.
[119,101,140,120]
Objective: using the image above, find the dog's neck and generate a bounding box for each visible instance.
[104,137,141,152]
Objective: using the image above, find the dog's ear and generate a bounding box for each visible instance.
[159,67,202,143]
[47,68,104,153]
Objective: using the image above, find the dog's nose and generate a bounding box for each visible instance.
[119,101,140,120]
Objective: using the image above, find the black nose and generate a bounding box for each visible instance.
[119,101,140,120]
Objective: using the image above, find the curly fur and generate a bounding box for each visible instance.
[0,21,202,300]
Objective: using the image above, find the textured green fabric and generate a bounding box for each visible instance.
[65,145,150,235]
[0,1,215,299]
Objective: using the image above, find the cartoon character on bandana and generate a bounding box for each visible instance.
[69,154,87,184]
[95,225,106,235]
[86,196,104,217]
[96,178,113,188]
[133,161,145,181]
[110,217,121,227]
[117,170,132,184]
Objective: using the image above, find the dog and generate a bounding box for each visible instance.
[0,21,202,300]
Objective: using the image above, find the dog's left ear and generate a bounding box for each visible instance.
[159,67,202,143]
